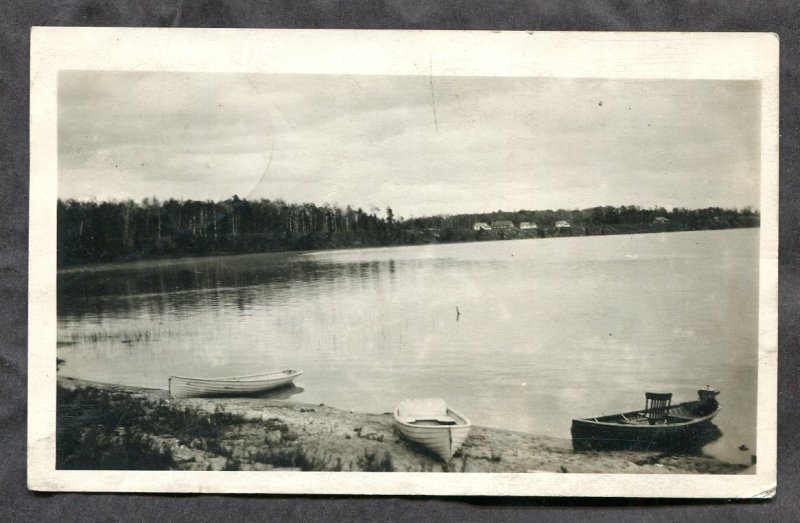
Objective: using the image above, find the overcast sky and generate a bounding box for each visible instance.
[58,72,761,217]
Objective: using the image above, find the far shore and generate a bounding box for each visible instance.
[57,225,758,272]
[56,376,751,474]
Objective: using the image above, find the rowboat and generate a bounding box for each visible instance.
[168,369,303,399]
[393,398,472,461]
[571,388,722,451]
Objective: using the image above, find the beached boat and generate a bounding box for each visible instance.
[393,398,472,461]
[168,369,303,399]
[571,388,722,451]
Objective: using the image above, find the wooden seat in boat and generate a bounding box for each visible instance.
[396,398,455,424]
[644,392,672,425]
[408,417,457,425]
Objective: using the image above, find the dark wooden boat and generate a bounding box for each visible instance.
[571,388,721,451]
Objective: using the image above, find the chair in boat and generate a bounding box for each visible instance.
[644,392,672,425]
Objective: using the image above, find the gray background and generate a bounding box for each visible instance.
[2,1,797,520]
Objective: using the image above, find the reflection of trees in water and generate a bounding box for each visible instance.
[58,254,403,323]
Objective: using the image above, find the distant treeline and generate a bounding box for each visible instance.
[57,197,759,267]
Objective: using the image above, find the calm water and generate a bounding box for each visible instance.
[58,229,759,465]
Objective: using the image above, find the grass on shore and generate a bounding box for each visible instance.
[57,385,241,469]
[56,385,396,472]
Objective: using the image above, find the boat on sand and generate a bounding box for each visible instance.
[571,387,722,451]
[169,369,303,399]
[393,398,472,461]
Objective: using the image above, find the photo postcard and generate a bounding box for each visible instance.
[28,28,778,497]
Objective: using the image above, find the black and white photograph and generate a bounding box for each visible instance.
[28,28,778,497]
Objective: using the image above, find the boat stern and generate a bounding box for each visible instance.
[698,386,720,402]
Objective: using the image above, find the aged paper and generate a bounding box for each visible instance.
[29,28,777,496]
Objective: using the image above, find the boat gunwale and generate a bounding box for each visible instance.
[393,406,472,429]
[169,369,303,383]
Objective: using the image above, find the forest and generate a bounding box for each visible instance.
[57,196,760,267]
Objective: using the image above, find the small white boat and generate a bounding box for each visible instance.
[169,369,303,399]
[393,398,472,461]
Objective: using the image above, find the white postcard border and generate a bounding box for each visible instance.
[28,27,778,497]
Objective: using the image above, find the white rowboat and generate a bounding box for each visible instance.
[169,369,303,399]
[393,398,472,461]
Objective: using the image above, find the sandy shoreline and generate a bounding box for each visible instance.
[56,376,750,474]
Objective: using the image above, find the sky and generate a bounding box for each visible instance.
[58,71,761,218]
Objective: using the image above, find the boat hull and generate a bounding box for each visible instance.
[571,402,721,451]
[169,370,303,399]
[394,407,472,461]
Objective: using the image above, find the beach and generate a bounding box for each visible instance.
[56,376,750,474]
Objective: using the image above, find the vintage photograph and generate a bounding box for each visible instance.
[29,29,778,496]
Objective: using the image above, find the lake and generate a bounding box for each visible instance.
[57,228,760,466]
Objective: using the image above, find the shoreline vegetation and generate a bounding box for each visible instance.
[58,197,759,267]
[57,376,750,474]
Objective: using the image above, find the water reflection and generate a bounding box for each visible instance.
[58,253,401,321]
[572,423,724,453]
[250,384,304,400]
